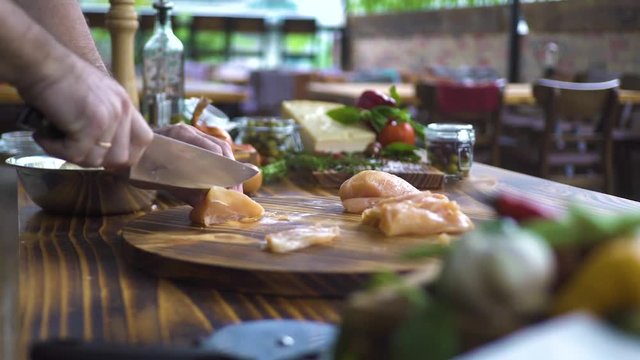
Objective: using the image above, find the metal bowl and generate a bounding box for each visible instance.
[5,155,156,216]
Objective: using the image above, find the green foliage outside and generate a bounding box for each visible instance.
[346,0,556,15]
[84,0,554,69]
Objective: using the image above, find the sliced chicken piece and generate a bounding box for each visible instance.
[191,186,264,226]
[339,170,419,214]
[265,226,340,253]
[362,191,474,236]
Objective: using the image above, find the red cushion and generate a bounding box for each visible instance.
[436,81,501,114]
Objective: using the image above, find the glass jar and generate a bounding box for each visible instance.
[235,117,303,164]
[425,123,475,179]
[141,0,185,128]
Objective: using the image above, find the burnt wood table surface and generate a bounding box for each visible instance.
[3,163,640,359]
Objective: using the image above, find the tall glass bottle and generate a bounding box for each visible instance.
[142,0,185,128]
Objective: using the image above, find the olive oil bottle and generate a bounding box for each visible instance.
[141,0,185,128]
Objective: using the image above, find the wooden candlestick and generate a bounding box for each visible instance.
[107,0,139,107]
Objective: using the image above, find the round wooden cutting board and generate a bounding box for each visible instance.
[122,195,490,296]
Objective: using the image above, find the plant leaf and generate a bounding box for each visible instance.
[369,109,389,133]
[260,159,288,183]
[391,298,459,360]
[402,243,451,259]
[383,142,417,152]
[409,119,425,138]
[389,85,402,105]
[327,106,362,125]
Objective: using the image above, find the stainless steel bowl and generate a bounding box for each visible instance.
[5,155,156,216]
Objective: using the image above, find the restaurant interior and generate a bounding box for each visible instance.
[74,0,640,201]
[2,0,640,359]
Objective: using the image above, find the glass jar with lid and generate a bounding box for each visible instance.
[235,117,303,164]
[425,123,475,179]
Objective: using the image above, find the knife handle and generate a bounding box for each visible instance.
[18,106,66,139]
[30,339,238,360]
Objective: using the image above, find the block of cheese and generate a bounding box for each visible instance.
[282,100,376,153]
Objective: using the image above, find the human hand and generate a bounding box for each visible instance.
[16,55,153,169]
[154,123,242,206]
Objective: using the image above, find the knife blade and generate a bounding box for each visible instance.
[130,134,258,189]
[18,106,258,189]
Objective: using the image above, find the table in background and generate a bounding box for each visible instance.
[0,80,248,105]
[3,163,640,358]
[306,82,640,106]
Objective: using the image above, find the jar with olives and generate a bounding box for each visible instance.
[235,117,303,164]
[425,123,475,179]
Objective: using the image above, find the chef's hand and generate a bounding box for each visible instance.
[16,54,153,169]
[155,123,242,206]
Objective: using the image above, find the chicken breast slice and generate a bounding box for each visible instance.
[265,226,340,253]
[362,191,474,236]
[191,186,265,226]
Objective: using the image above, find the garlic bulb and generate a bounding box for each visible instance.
[438,220,555,318]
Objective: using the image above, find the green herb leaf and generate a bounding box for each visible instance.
[368,109,390,133]
[389,85,401,106]
[381,142,421,162]
[260,159,288,183]
[383,142,417,153]
[409,119,425,139]
[367,270,403,290]
[391,298,458,360]
[327,106,362,125]
[402,243,451,259]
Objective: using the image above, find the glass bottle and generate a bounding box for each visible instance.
[141,0,185,128]
[425,123,475,179]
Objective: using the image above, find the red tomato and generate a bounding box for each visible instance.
[377,120,416,146]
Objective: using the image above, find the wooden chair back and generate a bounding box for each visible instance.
[533,79,619,193]
[415,80,505,166]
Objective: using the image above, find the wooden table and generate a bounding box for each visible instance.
[307,82,640,106]
[0,79,248,105]
[3,163,640,359]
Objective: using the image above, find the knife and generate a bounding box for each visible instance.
[18,106,259,189]
[30,320,337,360]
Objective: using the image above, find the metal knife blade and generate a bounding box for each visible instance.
[130,134,259,189]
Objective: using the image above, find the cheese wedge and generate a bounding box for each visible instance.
[282,100,376,153]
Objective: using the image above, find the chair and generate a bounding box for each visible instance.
[619,73,640,129]
[532,79,619,193]
[279,18,318,67]
[415,80,505,166]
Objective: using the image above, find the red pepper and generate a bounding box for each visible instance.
[493,192,559,223]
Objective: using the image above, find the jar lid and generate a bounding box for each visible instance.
[425,123,475,142]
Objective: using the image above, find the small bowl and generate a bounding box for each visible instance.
[0,131,44,156]
[5,155,156,216]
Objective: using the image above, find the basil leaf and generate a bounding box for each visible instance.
[402,243,451,259]
[409,119,425,138]
[389,85,401,105]
[368,109,389,133]
[383,142,418,153]
[327,106,362,125]
[391,298,458,360]
[260,159,288,183]
[382,143,420,162]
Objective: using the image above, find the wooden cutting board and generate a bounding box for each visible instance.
[312,161,445,190]
[122,195,490,297]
